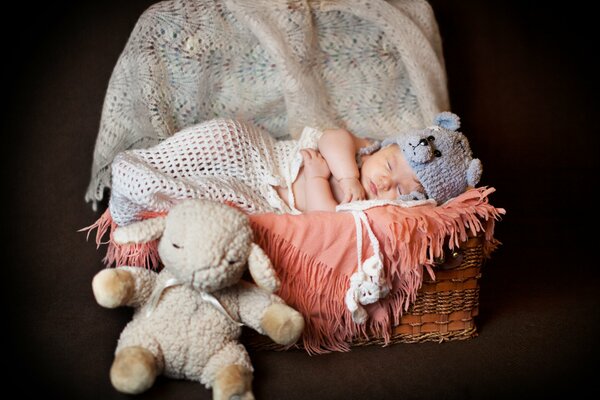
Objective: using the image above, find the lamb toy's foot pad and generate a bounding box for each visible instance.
[213,364,254,400]
[110,346,158,394]
[92,269,134,308]
[261,303,305,345]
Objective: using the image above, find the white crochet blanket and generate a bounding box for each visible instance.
[109,119,321,225]
[86,0,448,208]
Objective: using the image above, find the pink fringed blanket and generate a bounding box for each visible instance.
[84,187,504,354]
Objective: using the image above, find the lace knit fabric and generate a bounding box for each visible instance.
[109,119,322,225]
[86,0,448,208]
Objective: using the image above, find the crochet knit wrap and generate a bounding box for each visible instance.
[86,0,449,208]
[110,119,322,226]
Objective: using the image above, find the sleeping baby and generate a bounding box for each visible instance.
[108,112,481,225]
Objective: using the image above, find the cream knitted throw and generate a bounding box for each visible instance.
[109,119,322,225]
[85,0,449,208]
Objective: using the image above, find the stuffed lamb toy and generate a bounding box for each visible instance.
[92,199,304,399]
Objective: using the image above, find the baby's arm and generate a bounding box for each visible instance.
[318,128,368,202]
[300,149,338,212]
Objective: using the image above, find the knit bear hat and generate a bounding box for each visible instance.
[381,112,483,204]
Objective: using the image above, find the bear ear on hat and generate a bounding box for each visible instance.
[434,112,460,131]
[466,158,483,187]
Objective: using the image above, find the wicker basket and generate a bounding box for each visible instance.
[355,235,484,346]
[245,235,485,350]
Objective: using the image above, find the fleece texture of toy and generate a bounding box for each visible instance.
[382,112,483,204]
[92,199,304,399]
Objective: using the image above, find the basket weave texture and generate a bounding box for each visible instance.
[357,236,484,345]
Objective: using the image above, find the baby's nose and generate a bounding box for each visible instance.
[377,176,392,190]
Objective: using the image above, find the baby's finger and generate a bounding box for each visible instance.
[343,192,352,203]
[300,149,312,159]
[353,191,365,202]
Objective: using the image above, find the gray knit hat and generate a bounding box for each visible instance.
[381,112,482,204]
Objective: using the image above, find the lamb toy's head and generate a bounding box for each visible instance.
[382,112,483,204]
[112,199,280,293]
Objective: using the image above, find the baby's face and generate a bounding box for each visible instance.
[360,144,424,200]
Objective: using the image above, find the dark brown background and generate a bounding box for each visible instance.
[5,1,598,398]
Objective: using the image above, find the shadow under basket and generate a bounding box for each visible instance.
[246,235,485,350]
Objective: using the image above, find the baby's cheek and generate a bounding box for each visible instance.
[378,188,398,200]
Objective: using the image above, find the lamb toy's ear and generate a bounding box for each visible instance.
[113,216,167,244]
[466,158,483,187]
[433,111,460,131]
[247,243,281,293]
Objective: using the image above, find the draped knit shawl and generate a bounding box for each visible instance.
[85,0,449,208]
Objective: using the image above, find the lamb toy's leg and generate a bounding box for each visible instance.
[236,284,305,346]
[110,320,165,394]
[203,342,254,400]
[92,267,162,394]
[213,364,254,400]
[261,303,305,345]
[110,346,159,394]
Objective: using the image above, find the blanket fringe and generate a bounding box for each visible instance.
[253,224,368,354]
[79,208,161,270]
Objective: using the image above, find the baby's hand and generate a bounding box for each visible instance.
[338,177,366,203]
[301,148,331,179]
